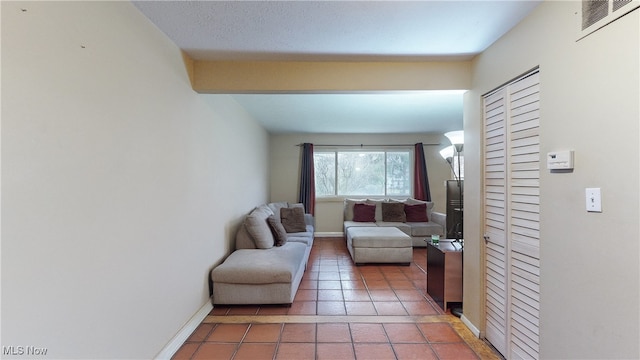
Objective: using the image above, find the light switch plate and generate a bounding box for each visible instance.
[586,188,602,212]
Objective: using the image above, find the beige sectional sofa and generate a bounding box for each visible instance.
[343,198,445,247]
[211,202,314,305]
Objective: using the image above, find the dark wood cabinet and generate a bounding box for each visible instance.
[426,241,463,311]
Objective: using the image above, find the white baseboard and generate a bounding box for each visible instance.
[314,231,344,238]
[460,314,481,338]
[155,301,213,359]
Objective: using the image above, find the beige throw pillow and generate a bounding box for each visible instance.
[366,199,385,221]
[244,206,275,249]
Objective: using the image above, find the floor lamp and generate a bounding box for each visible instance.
[441,131,464,242]
[439,145,460,239]
[441,130,464,318]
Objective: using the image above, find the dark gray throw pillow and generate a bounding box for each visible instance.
[280,207,307,233]
[267,215,288,246]
[381,202,406,222]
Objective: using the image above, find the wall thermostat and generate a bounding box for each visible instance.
[547,150,574,170]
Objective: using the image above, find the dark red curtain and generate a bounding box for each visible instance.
[298,143,315,215]
[413,143,432,201]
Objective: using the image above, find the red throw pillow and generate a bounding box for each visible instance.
[405,203,428,222]
[353,203,376,222]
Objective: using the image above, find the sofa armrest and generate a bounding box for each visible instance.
[304,213,315,228]
[430,211,446,228]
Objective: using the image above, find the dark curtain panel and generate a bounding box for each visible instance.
[298,143,315,215]
[413,143,432,201]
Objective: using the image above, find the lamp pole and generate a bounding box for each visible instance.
[452,143,464,319]
[454,144,463,242]
[441,131,464,318]
[442,130,464,243]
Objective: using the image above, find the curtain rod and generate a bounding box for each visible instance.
[297,143,441,147]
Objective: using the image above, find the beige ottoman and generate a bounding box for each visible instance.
[346,226,412,265]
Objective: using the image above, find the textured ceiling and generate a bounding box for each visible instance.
[134,1,541,134]
[134,1,540,61]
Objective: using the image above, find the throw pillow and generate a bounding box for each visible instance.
[235,225,257,249]
[267,215,288,246]
[288,202,305,209]
[280,207,307,233]
[344,199,366,221]
[405,198,434,219]
[381,202,406,222]
[366,199,385,221]
[405,203,428,222]
[353,203,376,222]
[244,207,275,249]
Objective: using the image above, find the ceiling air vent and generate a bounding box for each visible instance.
[578,0,639,40]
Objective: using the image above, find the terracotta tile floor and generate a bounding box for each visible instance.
[173,238,500,360]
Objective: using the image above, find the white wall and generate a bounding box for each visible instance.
[464,2,639,358]
[269,133,452,233]
[1,2,269,359]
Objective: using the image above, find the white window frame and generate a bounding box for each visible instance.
[314,147,414,199]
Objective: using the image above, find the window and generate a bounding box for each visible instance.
[314,149,412,197]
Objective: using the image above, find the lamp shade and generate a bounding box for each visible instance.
[444,130,464,146]
[439,146,454,161]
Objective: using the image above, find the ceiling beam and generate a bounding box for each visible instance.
[189,58,471,93]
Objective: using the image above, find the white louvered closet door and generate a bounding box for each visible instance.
[483,70,540,359]
[483,87,509,357]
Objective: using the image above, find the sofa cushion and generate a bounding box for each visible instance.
[287,236,312,247]
[235,225,257,249]
[405,203,428,222]
[288,202,305,209]
[353,203,376,222]
[382,202,406,222]
[377,221,411,236]
[267,202,289,221]
[280,207,307,233]
[343,221,376,234]
[267,215,288,246]
[244,205,275,249]
[303,214,315,228]
[347,226,411,248]
[211,242,306,284]
[286,224,314,238]
[409,222,444,237]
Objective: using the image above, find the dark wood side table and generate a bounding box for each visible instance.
[426,240,463,311]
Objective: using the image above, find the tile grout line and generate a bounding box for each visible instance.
[182,240,499,360]
[203,314,455,324]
